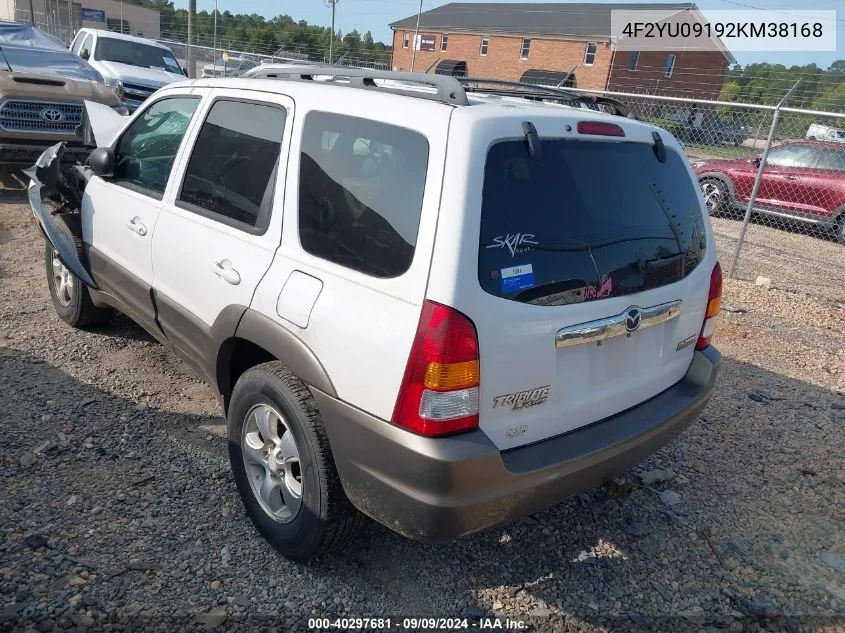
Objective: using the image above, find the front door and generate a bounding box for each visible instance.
[151,90,292,381]
[81,95,202,336]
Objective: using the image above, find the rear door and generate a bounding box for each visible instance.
[435,119,714,450]
[150,89,292,381]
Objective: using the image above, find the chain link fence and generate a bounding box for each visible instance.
[561,87,845,304]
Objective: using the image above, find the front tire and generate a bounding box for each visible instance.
[835,214,845,246]
[44,215,110,328]
[227,362,363,561]
[699,177,731,217]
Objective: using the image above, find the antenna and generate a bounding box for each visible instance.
[324,0,338,64]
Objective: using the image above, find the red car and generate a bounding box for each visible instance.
[695,140,845,244]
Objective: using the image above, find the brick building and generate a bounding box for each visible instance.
[389,2,734,100]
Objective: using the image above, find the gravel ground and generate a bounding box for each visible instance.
[1,178,844,633]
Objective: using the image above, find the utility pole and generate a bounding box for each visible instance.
[120,0,123,32]
[213,0,218,62]
[68,0,73,41]
[187,0,195,78]
[325,0,337,64]
[410,0,423,72]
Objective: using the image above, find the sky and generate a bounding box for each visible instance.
[170,0,843,68]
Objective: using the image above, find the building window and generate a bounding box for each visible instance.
[419,34,435,51]
[403,32,409,48]
[441,34,449,52]
[520,38,531,60]
[480,35,489,56]
[664,53,676,78]
[628,50,640,71]
[583,41,597,66]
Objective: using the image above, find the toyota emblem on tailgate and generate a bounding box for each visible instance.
[625,307,642,332]
[40,108,64,123]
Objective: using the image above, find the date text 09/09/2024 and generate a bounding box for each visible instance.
[308,617,528,630]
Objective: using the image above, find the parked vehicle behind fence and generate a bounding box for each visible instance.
[0,21,122,167]
[805,123,845,143]
[70,29,186,112]
[28,68,722,561]
[201,55,259,78]
[696,140,845,244]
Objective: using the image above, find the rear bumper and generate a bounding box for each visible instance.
[0,140,89,167]
[315,346,721,542]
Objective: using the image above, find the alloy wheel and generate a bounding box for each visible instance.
[51,251,74,307]
[241,403,303,523]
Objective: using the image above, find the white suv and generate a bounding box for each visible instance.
[28,68,722,561]
[70,29,186,112]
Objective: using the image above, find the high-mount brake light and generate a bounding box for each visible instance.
[391,301,480,437]
[576,121,625,137]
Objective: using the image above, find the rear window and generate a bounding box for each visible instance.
[479,139,706,306]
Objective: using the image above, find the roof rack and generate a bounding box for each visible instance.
[244,65,470,106]
[456,77,633,118]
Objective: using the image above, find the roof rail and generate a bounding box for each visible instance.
[456,77,633,118]
[245,65,470,106]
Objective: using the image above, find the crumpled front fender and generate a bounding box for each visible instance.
[24,142,97,289]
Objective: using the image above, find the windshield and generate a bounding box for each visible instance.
[94,37,181,73]
[479,139,707,306]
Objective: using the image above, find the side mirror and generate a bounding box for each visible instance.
[80,48,90,60]
[751,156,761,167]
[88,147,115,177]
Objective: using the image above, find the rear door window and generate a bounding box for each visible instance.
[479,140,707,306]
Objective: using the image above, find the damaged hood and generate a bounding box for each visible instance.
[78,100,129,148]
[0,21,102,82]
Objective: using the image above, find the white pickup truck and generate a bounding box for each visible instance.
[69,29,186,112]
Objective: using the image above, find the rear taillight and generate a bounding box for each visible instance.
[696,262,723,350]
[392,300,480,437]
[576,121,626,137]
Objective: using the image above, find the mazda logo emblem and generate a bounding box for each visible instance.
[625,307,642,332]
[40,108,64,123]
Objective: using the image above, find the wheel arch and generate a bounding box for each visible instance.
[216,309,337,412]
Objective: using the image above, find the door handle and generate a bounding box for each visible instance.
[127,216,147,236]
[784,175,800,181]
[212,260,241,285]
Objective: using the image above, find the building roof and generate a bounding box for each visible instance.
[390,2,695,38]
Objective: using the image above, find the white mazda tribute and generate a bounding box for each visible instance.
[28,68,722,561]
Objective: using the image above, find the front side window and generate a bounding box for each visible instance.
[520,38,531,60]
[766,145,818,169]
[178,100,286,232]
[583,41,597,65]
[80,34,93,59]
[298,112,430,278]
[664,53,676,78]
[95,37,182,73]
[480,35,490,56]
[479,140,707,305]
[403,32,409,48]
[113,96,200,197]
[441,34,449,52]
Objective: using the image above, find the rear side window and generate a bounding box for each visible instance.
[179,100,285,233]
[479,140,707,306]
[298,112,429,278]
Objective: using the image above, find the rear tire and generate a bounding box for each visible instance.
[699,177,732,217]
[44,214,110,328]
[227,361,363,561]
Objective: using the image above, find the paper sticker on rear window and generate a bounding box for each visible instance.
[500,264,534,293]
